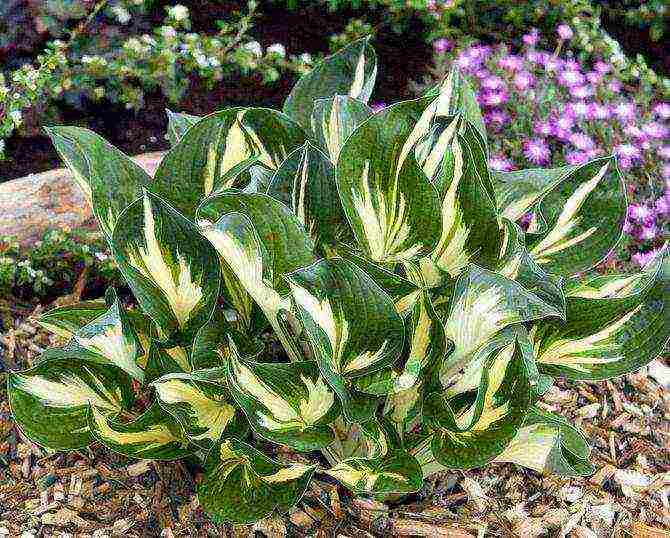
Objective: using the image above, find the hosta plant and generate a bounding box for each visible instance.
[9,37,669,524]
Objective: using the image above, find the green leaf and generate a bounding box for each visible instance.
[428,121,501,277]
[267,142,349,249]
[284,37,377,129]
[197,192,315,360]
[152,373,244,449]
[41,289,143,381]
[494,406,594,476]
[144,344,190,385]
[112,192,221,342]
[151,108,306,218]
[336,97,442,263]
[286,258,404,421]
[439,265,563,386]
[226,346,339,451]
[166,109,201,146]
[526,157,626,276]
[311,95,372,161]
[325,449,422,495]
[423,67,486,142]
[497,219,566,318]
[88,402,194,460]
[532,251,669,380]
[37,300,107,339]
[198,438,316,524]
[8,356,135,450]
[491,165,574,222]
[46,126,151,238]
[426,338,531,469]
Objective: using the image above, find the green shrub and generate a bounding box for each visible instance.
[8,38,669,524]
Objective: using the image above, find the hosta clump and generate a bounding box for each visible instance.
[9,37,669,523]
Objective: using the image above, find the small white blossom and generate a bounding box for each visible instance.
[242,41,262,58]
[160,25,177,39]
[267,43,286,57]
[111,5,131,24]
[168,5,189,21]
[9,110,22,125]
[299,52,312,64]
[208,57,221,68]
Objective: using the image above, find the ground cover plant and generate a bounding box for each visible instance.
[6,38,670,525]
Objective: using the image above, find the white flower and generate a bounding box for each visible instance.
[168,5,189,21]
[160,25,177,39]
[0,140,5,152]
[300,52,312,64]
[208,57,221,68]
[111,5,131,24]
[242,41,262,58]
[267,43,286,57]
[195,53,208,68]
[9,110,22,125]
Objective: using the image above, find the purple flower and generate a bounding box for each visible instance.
[569,101,589,117]
[565,150,589,165]
[558,70,585,87]
[481,75,504,91]
[544,56,562,72]
[569,85,594,99]
[615,143,642,160]
[586,71,603,85]
[663,163,670,182]
[632,249,661,268]
[569,132,595,151]
[455,52,476,70]
[655,196,670,216]
[513,71,534,90]
[557,24,574,40]
[498,54,523,71]
[523,28,539,47]
[627,203,653,223]
[639,224,658,241]
[564,59,581,71]
[642,122,669,139]
[658,145,670,160]
[485,109,510,128]
[607,80,622,93]
[481,90,508,107]
[555,114,575,131]
[613,102,636,122]
[523,138,551,164]
[371,102,387,113]
[624,124,648,142]
[474,68,490,79]
[525,50,542,64]
[489,154,514,171]
[555,127,572,142]
[587,102,611,120]
[433,38,453,54]
[534,120,553,137]
[652,102,670,119]
[593,61,611,74]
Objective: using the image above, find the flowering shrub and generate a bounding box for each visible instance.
[413,27,669,268]
[0,2,311,160]
[8,39,669,524]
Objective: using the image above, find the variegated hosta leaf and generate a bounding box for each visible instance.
[491,165,574,222]
[426,339,532,469]
[40,289,143,381]
[197,192,315,359]
[144,344,190,385]
[150,108,306,218]
[336,97,442,263]
[198,438,316,524]
[112,192,221,341]
[266,142,349,248]
[152,373,244,449]
[325,449,423,495]
[286,258,404,422]
[166,109,201,146]
[497,219,566,318]
[526,156,626,276]
[532,251,669,380]
[46,126,151,238]
[494,407,594,476]
[88,402,193,460]
[339,247,420,316]
[226,349,339,451]
[423,67,486,142]
[439,265,563,385]
[311,95,372,161]
[428,121,501,278]
[284,37,377,129]
[7,357,135,450]
[37,300,107,339]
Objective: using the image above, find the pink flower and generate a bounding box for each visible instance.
[485,109,510,128]
[557,24,574,40]
[569,132,595,151]
[498,54,523,71]
[565,150,589,165]
[523,28,539,47]
[558,70,585,87]
[613,102,636,122]
[658,145,670,160]
[624,124,648,142]
[556,114,575,131]
[569,101,589,117]
[482,75,504,91]
[627,203,653,223]
[433,38,453,54]
[639,225,658,241]
[569,85,593,99]
[481,91,508,107]
[642,122,669,139]
[586,71,603,84]
[544,57,562,72]
[513,71,534,90]
[655,196,670,216]
[587,102,611,120]
[607,80,622,93]
[523,138,551,164]
[663,163,670,182]
[652,102,670,119]
[632,249,661,267]
[489,154,514,171]
[371,102,386,113]
[534,120,553,137]
[593,61,611,74]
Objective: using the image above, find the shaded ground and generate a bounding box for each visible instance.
[1,297,669,537]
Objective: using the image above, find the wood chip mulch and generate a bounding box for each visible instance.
[1,299,669,537]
